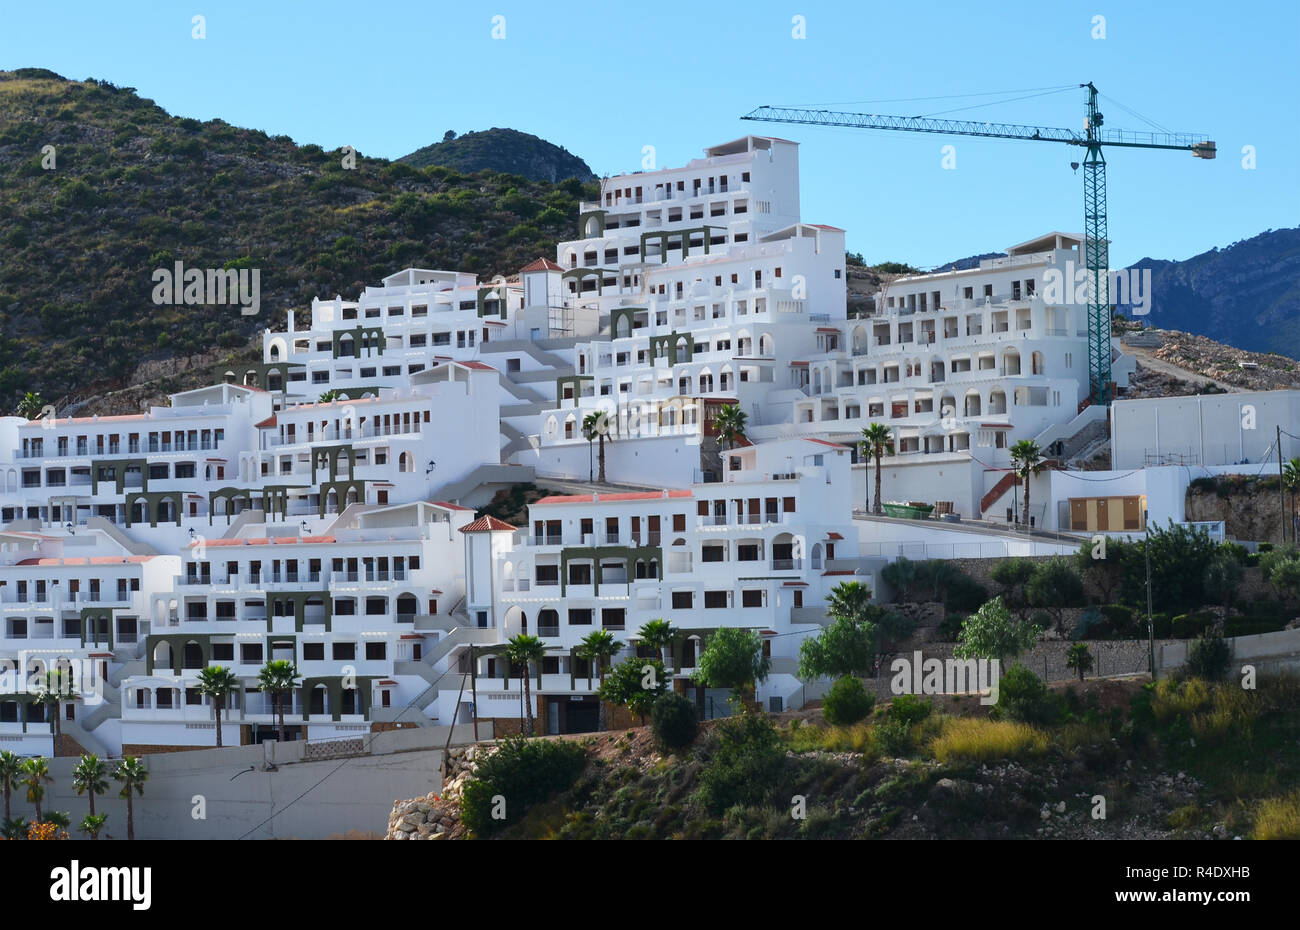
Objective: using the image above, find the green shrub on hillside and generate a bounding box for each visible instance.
[822,676,875,726]
[459,737,587,837]
[650,692,699,751]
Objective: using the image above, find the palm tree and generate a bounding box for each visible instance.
[113,756,148,841]
[20,757,52,822]
[79,812,108,840]
[860,423,894,515]
[576,630,620,731]
[638,619,677,670]
[16,391,44,420]
[504,634,547,737]
[35,668,75,754]
[195,665,240,748]
[582,411,610,484]
[257,660,301,743]
[1009,439,1047,528]
[43,810,71,828]
[72,754,109,817]
[1283,457,1300,543]
[714,403,748,451]
[1,817,28,840]
[318,388,343,403]
[0,750,21,822]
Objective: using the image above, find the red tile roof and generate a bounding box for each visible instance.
[457,361,497,372]
[804,438,848,448]
[459,515,518,533]
[533,490,694,505]
[825,532,844,540]
[521,258,564,273]
[428,501,473,511]
[254,415,277,429]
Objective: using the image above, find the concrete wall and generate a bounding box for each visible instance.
[1111,390,1300,470]
[18,723,486,840]
[534,434,699,488]
[1158,628,1300,676]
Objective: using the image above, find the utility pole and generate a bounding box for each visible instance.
[470,644,479,742]
[1144,508,1155,679]
[1278,425,1287,544]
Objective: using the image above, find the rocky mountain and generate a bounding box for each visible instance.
[1121,227,1300,359]
[399,128,596,183]
[0,69,597,407]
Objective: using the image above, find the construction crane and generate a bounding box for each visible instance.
[742,83,1215,405]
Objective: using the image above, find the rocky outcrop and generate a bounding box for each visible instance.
[383,743,495,841]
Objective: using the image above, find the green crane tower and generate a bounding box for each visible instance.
[742,83,1215,405]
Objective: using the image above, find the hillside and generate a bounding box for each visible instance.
[396,672,1300,841]
[1122,228,1300,359]
[0,69,597,408]
[399,128,595,183]
[1117,323,1300,398]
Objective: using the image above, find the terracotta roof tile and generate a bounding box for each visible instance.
[459,515,518,533]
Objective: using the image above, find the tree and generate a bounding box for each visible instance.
[1073,536,1132,604]
[1204,550,1245,609]
[443,130,457,142]
[317,389,342,403]
[798,582,879,677]
[881,556,918,602]
[598,656,668,725]
[195,665,240,748]
[113,756,148,841]
[575,630,620,731]
[79,813,108,840]
[1065,643,1094,681]
[1009,439,1047,528]
[650,692,699,750]
[0,750,22,822]
[860,423,894,515]
[16,391,44,420]
[1024,557,1085,636]
[505,634,547,736]
[256,660,301,744]
[1186,632,1231,680]
[637,619,676,669]
[1283,457,1300,543]
[35,668,75,752]
[20,757,52,822]
[714,403,748,451]
[72,754,108,817]
[991,559,1036,605]
[954,597,1041,667]
[581,411,611,484]
[697,627,770,706]
[43,810,71,828]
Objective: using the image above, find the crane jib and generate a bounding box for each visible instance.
[742,88,1215,405]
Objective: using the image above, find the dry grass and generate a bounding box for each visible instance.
[1253,791,1300,840]
[929,717,1047,764]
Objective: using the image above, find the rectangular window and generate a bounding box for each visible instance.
[302,642,324,661]
[671,591,693,610]
[703,591,729,609]
[241,643,263,664]
[365,641,386,660]
[332,642,356,660]
[741,590,764,608]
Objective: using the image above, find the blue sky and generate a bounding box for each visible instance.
[3,0,1297,268]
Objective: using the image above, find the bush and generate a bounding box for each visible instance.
[938,614,964,642]
[696,713,786,814]
[459,736,587,837]
[1172,611,1214,639]
[822,676,875,726]
[873,717,914,757]
[992,664,1064,726]
[930,718,1047,763]
[885,693,932,727]
[1186,632,1231,681]
[650,692,699,750]
[943,574,989,614]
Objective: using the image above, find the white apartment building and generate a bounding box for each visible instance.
[749,232,1139,520]
[448,437,873,732]
[530,136,848,486]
